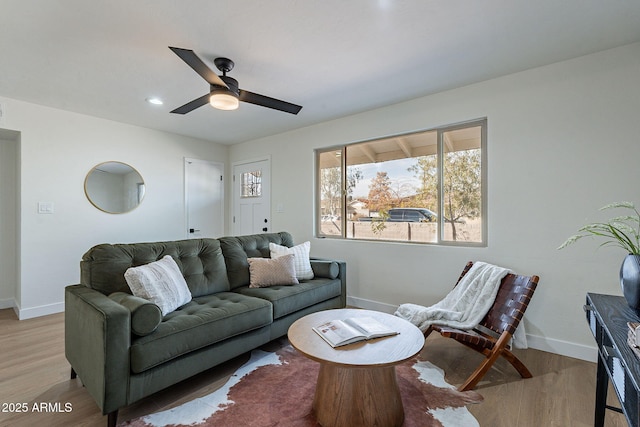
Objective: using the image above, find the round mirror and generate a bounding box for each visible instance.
[84,161,145,214]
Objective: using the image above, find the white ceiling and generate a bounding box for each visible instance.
[2,1,640,145]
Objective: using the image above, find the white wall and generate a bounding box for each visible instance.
[230,42,640,361]
[0,98,228,319]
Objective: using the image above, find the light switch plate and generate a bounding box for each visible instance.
[38,202,54,214]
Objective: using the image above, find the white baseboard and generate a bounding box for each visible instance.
[0,298,15,310]
[347,296,598,363]
[347,296,397,314]
[16,301,64,320]
[526,333,597,362]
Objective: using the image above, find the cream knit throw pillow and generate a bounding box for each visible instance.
[124,255,192,316]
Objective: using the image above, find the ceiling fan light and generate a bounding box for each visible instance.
[209,91,239,111]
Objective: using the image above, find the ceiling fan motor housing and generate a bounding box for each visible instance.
[215,76,239,96]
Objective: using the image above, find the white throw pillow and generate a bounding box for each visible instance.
[124,255,192,316]
[247,254,299,288]
[269,241,314,280]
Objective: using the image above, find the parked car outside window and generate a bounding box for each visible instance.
[388,208,437,222]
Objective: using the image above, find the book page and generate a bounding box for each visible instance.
[589,311,596,337]
[345,317,397,339]
[313,320,364,347]
[612,356,626,403]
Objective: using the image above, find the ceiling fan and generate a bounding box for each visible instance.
[169,46,302,115]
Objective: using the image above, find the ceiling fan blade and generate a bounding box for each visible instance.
[239,90,302,115]
[169,47,228,88]
[170,93,211,114]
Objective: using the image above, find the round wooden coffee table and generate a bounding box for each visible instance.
[288,308,424,427]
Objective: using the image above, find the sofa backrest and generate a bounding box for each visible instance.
[80,238,230,297]
[219,231,294,289]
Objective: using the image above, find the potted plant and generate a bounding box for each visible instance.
[559,201,640,310]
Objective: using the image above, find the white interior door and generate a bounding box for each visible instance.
[233,158,271,235]
[185,158,224,238]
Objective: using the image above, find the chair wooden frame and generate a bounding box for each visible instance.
[424,261,539,391]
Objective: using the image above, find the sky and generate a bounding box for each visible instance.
[350,157,421,199]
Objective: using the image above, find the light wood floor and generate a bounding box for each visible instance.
[0,309,627,427]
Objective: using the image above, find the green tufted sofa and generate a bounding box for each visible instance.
[64,232,346,427]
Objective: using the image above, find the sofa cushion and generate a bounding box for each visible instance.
[81,239,230,297]
[219,232,294,290]
[234,277,342,319]
[248,254,299,288]
[130,292,272,373]
[124,255,192,316]
[270,241,314,280]
[108,292,162,336]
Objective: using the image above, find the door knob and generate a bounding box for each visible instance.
[262,227,268,232]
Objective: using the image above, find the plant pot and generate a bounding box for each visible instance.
[620,254,640,310]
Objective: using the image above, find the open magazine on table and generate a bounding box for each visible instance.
[312,316,399,348]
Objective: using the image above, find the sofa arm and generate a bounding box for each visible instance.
[311,258,347,308]
[65,285,130,415]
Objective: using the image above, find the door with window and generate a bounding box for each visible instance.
[233,158,271,235]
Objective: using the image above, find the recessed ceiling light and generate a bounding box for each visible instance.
[146,97,163,105]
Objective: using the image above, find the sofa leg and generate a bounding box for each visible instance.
[107,410,118,427]
[70,367,77,380]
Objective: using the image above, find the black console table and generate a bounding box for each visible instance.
[585,293,640,427]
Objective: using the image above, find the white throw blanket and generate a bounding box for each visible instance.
[395,262,527,347]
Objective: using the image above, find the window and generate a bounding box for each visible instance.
[241,170,262,198]
[316,119,486,245]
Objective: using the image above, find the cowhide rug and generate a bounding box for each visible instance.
[121,345,482,427]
